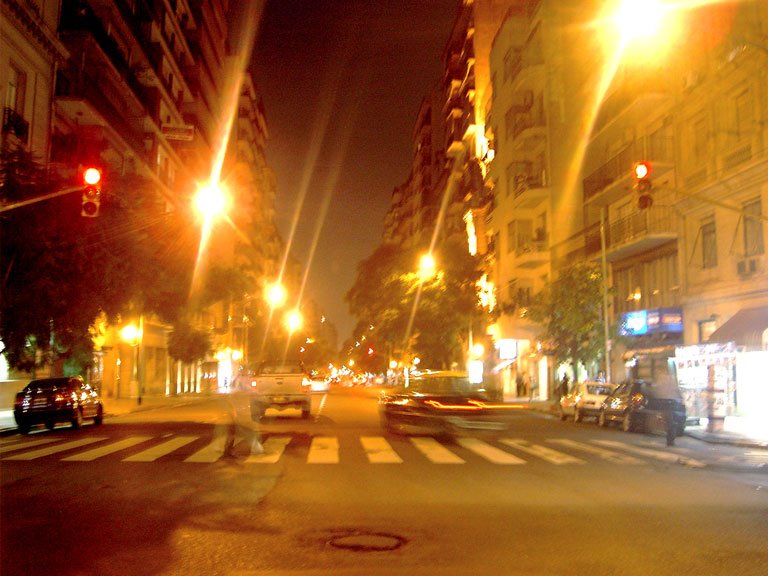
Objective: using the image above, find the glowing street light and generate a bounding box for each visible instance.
[194,181,229,220]
[613,0,665,43]
[285,309,302,333]
[265,282,287,309]
[418,252,436,280]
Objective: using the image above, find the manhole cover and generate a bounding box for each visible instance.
[328,531,407,552]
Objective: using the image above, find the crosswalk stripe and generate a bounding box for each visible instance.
[547,439,642,464]
[62,436,153,461]
[2,437,108,460]
[499,439,586,465]
[0,437,59,454]
[410,437,465,464]
[245,436,291,464]
[185,437,228,462]
[593,440,706,468]
[456,437,526,464]
[123,436,199,462]
[361,436,402,463]
[307,436,339,464]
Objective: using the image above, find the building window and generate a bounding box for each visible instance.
[691,114,707,165]
[699,318,717,343]
[744,198,764,256]
[733,88,752,142]
[5,64,26,113]
[506,221,514,254]
[701,218,717,269]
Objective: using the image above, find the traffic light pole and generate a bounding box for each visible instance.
[0,185,84,213]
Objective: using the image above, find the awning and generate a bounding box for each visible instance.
[708,306,768,348]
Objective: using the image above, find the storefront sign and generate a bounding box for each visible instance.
[620,307,683,336]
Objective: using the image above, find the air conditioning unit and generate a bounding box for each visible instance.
[737,258,758,277]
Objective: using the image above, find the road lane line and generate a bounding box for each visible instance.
[593,439,706,468]
[547,439,642,464]
[456,437,526,464]
[0,437,59,454]
[123,436,199,462]
[499,439,586,465]
[62,436,153,461]
[410,437,465,464]
[185,436,228,462]
[245,436,291,464]
[307,436,339,464]
[3,437,107,460]
[361,436,402,463]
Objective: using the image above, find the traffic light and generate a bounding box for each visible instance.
[81,167,102,217]
[634,161,653,210]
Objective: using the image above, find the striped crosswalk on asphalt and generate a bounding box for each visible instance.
[0,433,711,468]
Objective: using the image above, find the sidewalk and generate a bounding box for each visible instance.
[2,394,767,449]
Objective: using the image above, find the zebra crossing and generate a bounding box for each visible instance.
[0,433,706,467]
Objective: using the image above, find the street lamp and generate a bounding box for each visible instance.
[265,282,287,309]
[285,309,303,333]
[120,317,143,404]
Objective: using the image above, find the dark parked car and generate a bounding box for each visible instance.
[598,379,686,437]
[14,376,104,434]
[379,371,512,435]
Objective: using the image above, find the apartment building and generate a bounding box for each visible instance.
[482,0,767,420]
[2,0,282,397]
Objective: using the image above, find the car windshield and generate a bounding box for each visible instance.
[403,376,472,396]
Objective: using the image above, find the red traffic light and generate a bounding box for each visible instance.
[83,167,102,186]
[634,161,651,180]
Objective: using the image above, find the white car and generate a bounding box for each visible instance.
[559,380,617,422]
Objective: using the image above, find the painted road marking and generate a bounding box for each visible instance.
[62,436,153,461]
[246,436,291,464]
[410,437,465,464]
[500,439,586,465]
[307,436,339,464]
[124,435,199,462]
[547,439,643,464]
[593,439,706,468]
[361,436,402,463]
[456,437,526,464]
[3,437,107,460]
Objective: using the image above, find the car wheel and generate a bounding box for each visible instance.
[559,408,567,421]
[93,404,104,425]
[598,410,607,427]
[17,421,30,435]
[301,404,311,419]
[45,419,56,431]
[622,411,634,432]
[381,415,400,435]
[71,407,83,429]
[574,407,582,423]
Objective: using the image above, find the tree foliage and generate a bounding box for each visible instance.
[345,238,482,370]
[167,323,211,364]
[0,145,197,373]
[525,261,605,376]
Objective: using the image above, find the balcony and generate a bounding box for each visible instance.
[604,206,677,262]
[514,236,550,269]
[582,136,675,206]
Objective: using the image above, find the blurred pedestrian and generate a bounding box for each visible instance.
[560,375,570,399]
[219,392,263,457]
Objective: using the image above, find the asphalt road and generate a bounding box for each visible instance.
[1,389,767,576]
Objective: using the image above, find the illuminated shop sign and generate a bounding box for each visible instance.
[620,307,683,336]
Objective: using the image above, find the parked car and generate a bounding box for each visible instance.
[598,379,686,437]
[13,376,104,434]
[559,380,617,422]
[378,371,510,436]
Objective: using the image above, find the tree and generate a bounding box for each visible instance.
[167,323,211,364]
[525,261,605,378]
[0,145,197,373]
[345,238,482,370]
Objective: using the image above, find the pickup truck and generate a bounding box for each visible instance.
[248,362,312,420]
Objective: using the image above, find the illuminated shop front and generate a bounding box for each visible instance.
[619,307,684,382]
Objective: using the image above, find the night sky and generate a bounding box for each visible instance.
[250,0,459,341]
